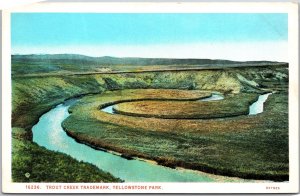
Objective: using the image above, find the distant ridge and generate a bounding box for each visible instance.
[12,54,284,66]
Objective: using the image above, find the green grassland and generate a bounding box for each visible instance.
[11,55,289,182]
[63,90,288,181]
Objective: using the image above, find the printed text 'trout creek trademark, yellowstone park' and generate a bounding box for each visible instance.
[26,184,162,191]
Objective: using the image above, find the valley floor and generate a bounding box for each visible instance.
[11,65,289,182]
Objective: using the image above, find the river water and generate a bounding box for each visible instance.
[249,93,272,115]
[32,93,269,182]
[32,101,217,182]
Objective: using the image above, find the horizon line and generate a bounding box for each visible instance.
[11,53,288,63]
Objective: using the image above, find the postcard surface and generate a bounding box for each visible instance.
[1,2,299,194]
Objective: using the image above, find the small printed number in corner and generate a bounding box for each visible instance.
[266,186,280,190]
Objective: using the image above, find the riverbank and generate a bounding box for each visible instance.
[12,131,123,182]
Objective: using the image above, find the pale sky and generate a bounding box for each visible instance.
[11,13,288,61]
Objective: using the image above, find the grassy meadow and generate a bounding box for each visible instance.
[63,90,288,181]
[112,93,258,119]
[11,54,289,182]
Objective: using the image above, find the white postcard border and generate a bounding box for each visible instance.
[2,2,299,193]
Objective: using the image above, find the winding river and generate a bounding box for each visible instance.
[32,92,269,182]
